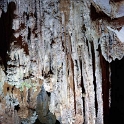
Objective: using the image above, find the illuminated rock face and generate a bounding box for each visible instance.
[91,0,124,18]
[0,0,123,124]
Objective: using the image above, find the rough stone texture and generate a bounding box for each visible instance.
[0,0,123,124]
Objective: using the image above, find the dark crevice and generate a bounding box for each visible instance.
[46,91,51,97]
[98,45,110,124]
[91,42,98,117]
[55,120,60,124]
[0,2,16,73]
[110,0,123,2]
[50,39,56,47]
[82,97,85,124]
[79,58,85,124]
[79,58,85,94]
[75,60,79,71]
[86,39,90,54]
[14,104,20,112]
[28,27,31,40]
[109,57,124,124]
[34,0,37,29]
[90,4,111,21]
[68,69,69,75]
[81,75,85,94]
[81,24,86,33]
[42,69,53,79]
[7,87,9,91]
[11,85,15,94]
[48,68,54,75]
[49,55,53,74]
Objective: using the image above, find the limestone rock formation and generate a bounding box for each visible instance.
[0,0,123,124]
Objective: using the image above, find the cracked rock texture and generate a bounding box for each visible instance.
[0,0,123,124]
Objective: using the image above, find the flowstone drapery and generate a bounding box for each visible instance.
[0,0,124,124]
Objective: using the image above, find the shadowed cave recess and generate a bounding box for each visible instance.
[0,0,124,124]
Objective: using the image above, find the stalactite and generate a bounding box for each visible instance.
[0,0,124,124]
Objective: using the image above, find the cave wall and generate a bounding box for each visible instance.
[0,0,123,124]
